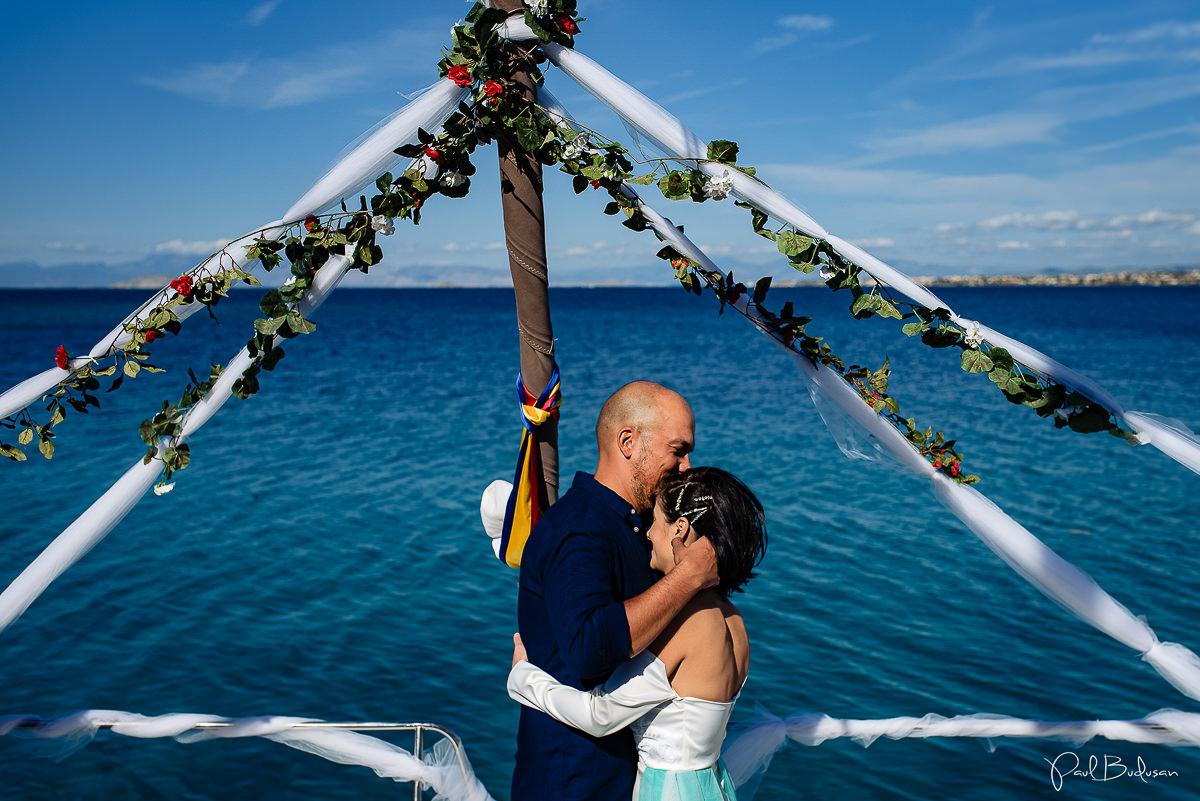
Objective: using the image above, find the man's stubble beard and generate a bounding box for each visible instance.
[629,439,657,513]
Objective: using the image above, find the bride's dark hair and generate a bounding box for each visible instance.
[655,467,767,597]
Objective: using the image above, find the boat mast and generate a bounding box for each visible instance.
[495,0,559,506]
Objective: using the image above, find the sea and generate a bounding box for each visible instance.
[1,285,1198,800]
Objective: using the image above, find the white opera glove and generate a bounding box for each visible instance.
[507,650,676,737]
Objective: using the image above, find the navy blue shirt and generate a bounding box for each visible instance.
[512,472,656,801]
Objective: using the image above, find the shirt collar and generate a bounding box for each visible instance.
[571,471,641,526]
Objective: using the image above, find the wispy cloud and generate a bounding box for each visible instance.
[141,28,440,108]
[442,241,505,252]
[859,112,1061,162]
[781,15,835,32]
[153,239,233,256]
[247,0,285,27]
[754,14,834,54]
[1091,20,1200,45]
[660,80,745,106]
[853,71,1200,165]
[948,209,1197,234]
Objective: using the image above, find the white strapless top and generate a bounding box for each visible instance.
[508,649,742,771]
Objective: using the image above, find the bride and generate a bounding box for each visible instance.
[509,466,768,801]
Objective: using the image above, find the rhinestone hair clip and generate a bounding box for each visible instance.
[672,483,712,525]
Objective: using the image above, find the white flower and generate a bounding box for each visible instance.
[441,171,466,188]
[153,482,175,496]
[563,134,590,161]
[371,215,395,236]
[526,0,549,14]
[819,264,836,281]
[961,322,983,349]
[702,170,735,201]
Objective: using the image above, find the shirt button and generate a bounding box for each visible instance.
[633,526,641,533]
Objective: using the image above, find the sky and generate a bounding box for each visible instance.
[1,0,1198,287]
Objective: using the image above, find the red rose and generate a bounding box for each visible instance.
[782,331,794,346]
[557,14,579,34]
[589,179,601,188]
[304,214,319,233]
[483,80,504,97]
[671,258,688,270]
[412,198,422,208]
[169,274,194,299]
[55,345,69,370]
[447,65,472,87]
[951,461,961,477]
[145,330,160,343]
[424,147,444,164]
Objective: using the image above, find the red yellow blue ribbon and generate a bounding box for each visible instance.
[499,366,561,567]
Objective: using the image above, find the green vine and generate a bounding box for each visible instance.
[3,0,1128,490]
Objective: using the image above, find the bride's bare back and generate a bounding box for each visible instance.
[651,590,748,702]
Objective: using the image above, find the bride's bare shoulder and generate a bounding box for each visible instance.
[655,593,745,665]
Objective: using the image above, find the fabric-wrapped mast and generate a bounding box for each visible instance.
[493,0,560,562]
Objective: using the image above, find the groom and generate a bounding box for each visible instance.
[512,381,719,801]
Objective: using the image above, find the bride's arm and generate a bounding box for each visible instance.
[507,649,676,738]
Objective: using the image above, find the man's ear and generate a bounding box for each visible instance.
[618,426,637,459]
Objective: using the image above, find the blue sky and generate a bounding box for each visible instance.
[1,0,1197,287]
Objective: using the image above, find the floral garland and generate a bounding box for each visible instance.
[3,0,1132,488]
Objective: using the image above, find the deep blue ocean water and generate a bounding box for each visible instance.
[1,285,1199,800]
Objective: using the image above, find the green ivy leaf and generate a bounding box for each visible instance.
[38,436,55,459]
[123,360,141,378]
[876,299,902,319]
[1067,405,1112,434]
[902,321,930,337]
[988,368,1024,394]
[988,347,1014,371]
[18,428,33,446]
[776,230,813,258]
[706,139,739,164]
[850,294,880,318]
[658,171,690,200]
[752,276,772,305]
[287,311,317,335]
[961,350,994,373]
[1,443,28,461]
[921,326,961,348]
[254,317,286,336]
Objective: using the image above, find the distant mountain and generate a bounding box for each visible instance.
[0,255,200,289]
[0,255,679,289]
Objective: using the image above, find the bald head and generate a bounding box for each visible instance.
[594,381,695,511]
[596,381,681,446]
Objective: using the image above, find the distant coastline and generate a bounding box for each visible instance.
[780,267,1200,288]
[3,267,1199,291]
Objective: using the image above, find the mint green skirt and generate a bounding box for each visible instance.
[638,760,738,801]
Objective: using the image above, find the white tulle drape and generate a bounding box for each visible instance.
[720,707,1200,799]
[538,88,1200,703]
[0,79,467,424]
[0,711,493,801]
[0,77,469,634]
[0,254,350,635]
[539,42,1200,478]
